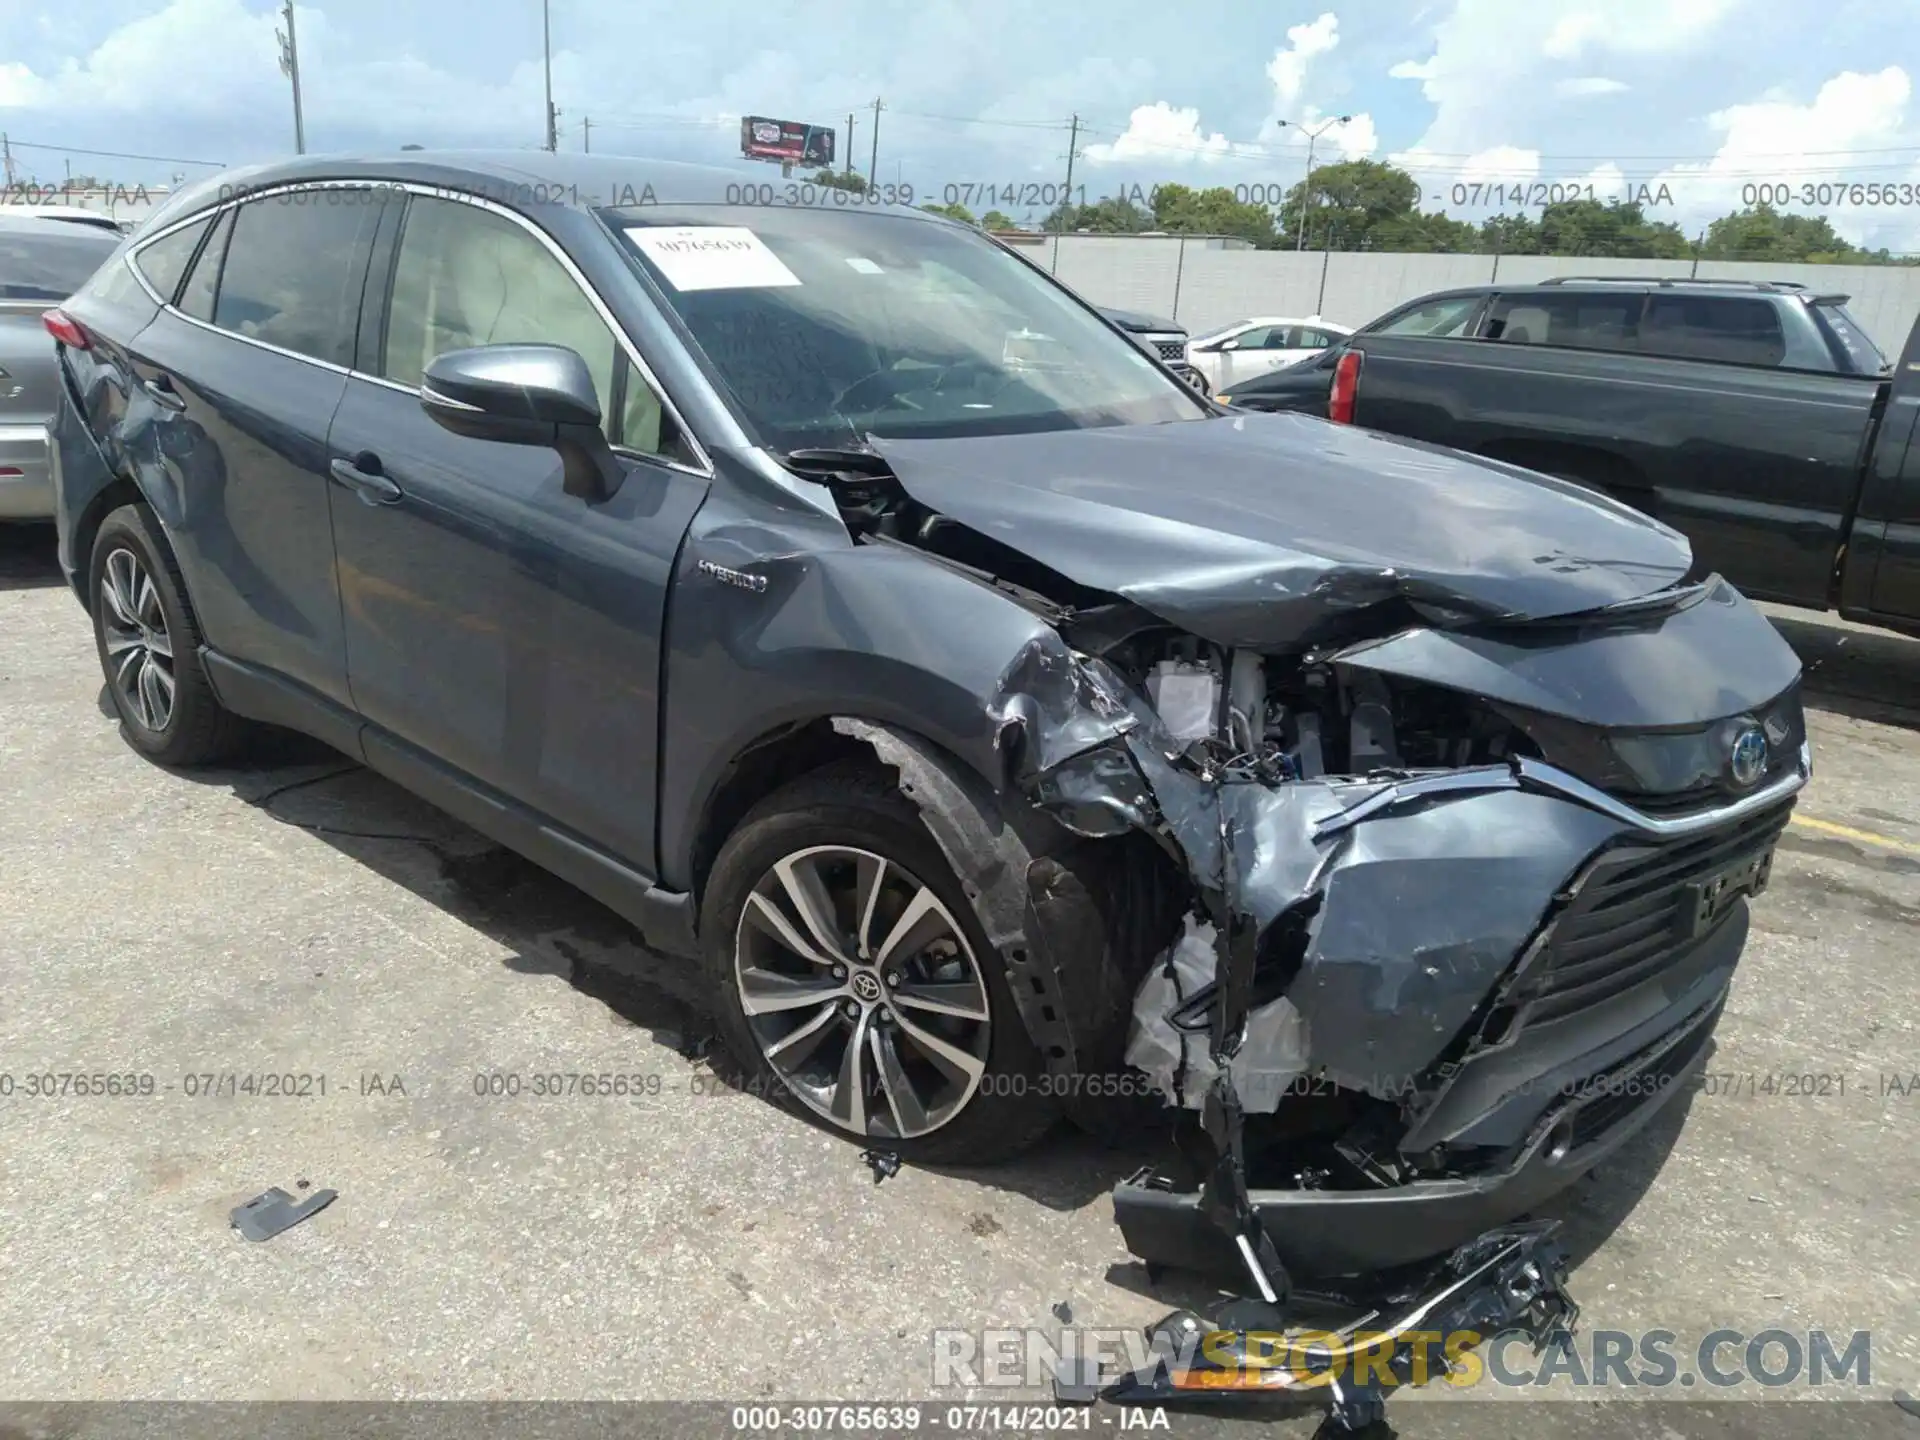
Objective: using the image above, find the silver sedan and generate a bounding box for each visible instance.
[1,215,123,522]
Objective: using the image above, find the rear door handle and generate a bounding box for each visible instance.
[141,374,188,412]
[329,454,402,505]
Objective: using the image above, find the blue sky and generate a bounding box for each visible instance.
[4,0,1919,248]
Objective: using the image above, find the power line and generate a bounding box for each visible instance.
[0,138,226,168]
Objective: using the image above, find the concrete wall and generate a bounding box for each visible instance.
[1031,235,1920,353]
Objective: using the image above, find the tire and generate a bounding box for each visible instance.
[88,502,251,767]
[700,762,1057,1164]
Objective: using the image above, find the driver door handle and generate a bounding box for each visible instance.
[329,453,402,505]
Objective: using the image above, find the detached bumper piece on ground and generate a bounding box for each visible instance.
[1056,1222,1579,1433]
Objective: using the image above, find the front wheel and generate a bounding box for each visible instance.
[700,763,1057,1163]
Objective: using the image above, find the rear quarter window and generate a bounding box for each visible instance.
[1815,303,1887,374]
[130,215,212,304]
[1638,295,1787,367]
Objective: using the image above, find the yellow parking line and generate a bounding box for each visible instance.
[1790,813,1920,857]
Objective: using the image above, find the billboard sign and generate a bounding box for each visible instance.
[740,116,835,167]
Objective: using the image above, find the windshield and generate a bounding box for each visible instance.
[610,205,1206,452]
[1815,302,1889,374]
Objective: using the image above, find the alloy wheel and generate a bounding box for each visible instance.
[100,547,176,734]
[733,844,992,1140]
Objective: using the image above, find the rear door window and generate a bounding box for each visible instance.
[1638,295,1787,367]
[213,190,385,366]
[131,215,211,303]
[1484,292,1642,352]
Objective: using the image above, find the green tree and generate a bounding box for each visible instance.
[1479,212,1542,255]
[1359,210,1482,253]
[981,209,1017,231]
[1147,183,1279,247]
[1040,195,1152,233]
[1275,158,1422,249]
[1533,199,1690,258]
[1697,204,1908,263]
[920,201,977,224]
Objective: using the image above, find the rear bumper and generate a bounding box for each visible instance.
[0,421,54,520]
[1114,911,1739,1281]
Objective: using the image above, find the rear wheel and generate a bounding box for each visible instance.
[700,763,1057,1164]
[89,503,250,766]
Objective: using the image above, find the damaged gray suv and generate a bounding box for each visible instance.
[50,154,1806,1289]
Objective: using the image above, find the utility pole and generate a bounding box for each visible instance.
[581,115,591,153]
[276,1,306,155]
[1278,114,1350,251]
[1,133,13,192]
[541,0,557,152]
[868,98,884,190]
[1053,113,1081,273]
[846,112,856,180]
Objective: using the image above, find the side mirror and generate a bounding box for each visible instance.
[1217,338,1241,352]
[420,343,623,502]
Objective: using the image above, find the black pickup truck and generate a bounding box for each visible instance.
[1220,277,1920,635]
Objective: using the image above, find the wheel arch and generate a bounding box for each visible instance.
[68,476,148,609]
[686,712,1183,1101]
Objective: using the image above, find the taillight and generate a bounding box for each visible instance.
[1328,349,1361,424]
[43,308,91,350]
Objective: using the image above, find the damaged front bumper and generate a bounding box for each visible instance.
[1059,1221,1579,1431]
[1108,747,1804,1282]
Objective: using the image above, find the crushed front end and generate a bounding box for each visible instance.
[989,576,1807,1300]
[821,421,1807,1305]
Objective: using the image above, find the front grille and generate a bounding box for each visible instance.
[1153,340,1186,362]
[1513,800,1794,1024]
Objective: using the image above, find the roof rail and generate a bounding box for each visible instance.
[1535,275,1806,292]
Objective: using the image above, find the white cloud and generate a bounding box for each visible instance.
[1543,0,1739,59]
[1081,101,1235,164]
[1266,12,1342,113]
[1650,66,1920,243]
[1389,0,1745,157]
[1557,77,1629,97]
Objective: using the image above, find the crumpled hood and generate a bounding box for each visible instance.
[872,413,1693,648]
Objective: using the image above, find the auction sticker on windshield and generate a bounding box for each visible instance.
[624,226,801,290]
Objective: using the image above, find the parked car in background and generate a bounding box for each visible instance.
[0,214,120,521]
[1220,276,1920,638]
[1096,304,1207,389]
[48,155,1806,1292]
[1184,314,1351,389]
[1,204,129,236]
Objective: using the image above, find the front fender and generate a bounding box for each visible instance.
[655,515,1077,891]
